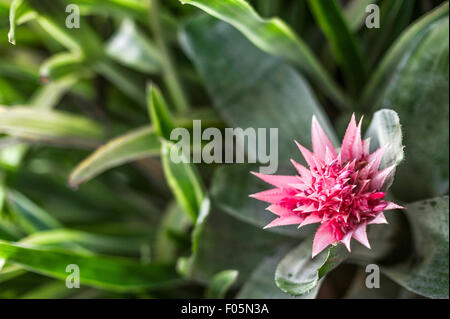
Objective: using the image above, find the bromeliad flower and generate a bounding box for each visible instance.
[250,115,405,257]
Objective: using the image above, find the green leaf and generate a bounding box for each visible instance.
[40,52,90,82]
[343,0,378,31]
[74,0,147,22]
[0,240,180,292]
[236,247,320,299]
[178,200,295,284]
[161,140,205,222]
[383,196,449,299]
[181,16,338,165]
[275,240,348,296]
[5,189,62,234]
[106,19,162,74]
[0,106,104,149]
[365,109,404,190]
[154,202,192,263]
[20,229,149,256]
[361,2,448,108]
[205,269,238,299]
[379,15,449,200]
[307,0,366,95]
[25,0,103,57]
[211,165,314,239]
[69,127,159,188]
[179,0,351,108]
[365,0,415,69]
[147,84,175,140]
[8,0,34,45]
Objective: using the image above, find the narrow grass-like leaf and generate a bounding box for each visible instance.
[69,127,159,188]
[179,0,351,108]
[0,240,180,291]
[0,106,104,149]
[161,140,205,222]
[5,189,62,234]
[344,0,378,31]
[8,0,34,45]
[106,19,162,74]
[307,0,366,95]
[40,52,90,82]
[205,269,238,299]
[147,84,175,140]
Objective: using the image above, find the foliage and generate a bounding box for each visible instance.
[0,0,448,299]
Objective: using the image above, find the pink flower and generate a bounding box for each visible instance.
[250,115,405,257]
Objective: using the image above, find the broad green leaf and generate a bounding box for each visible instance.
[0,240,180,291]
[307,0,366,95]
[5,189,62,234]
[161,140,205,222]
[366,109,404,168]
[379,16,449,200]
[211,165,314,239]
[236,247,320,299]
[147,84,175,140]
[181,16,338,165]
[383,196,449,299]
[106,19,162,74]
[40,52,90,82]
[365,109,404,191]
[183,17,336,234]
[69,127,160,188]
[0,106,104,149]
[205,269,238,299]
[178,200,295,284]
[361,2,448,108]
[179,0,351,108]
[275,239,348,296]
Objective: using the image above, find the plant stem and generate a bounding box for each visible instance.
[149,0,189,113]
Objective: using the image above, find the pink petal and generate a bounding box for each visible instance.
[290,159,312,184]
[341,231,354,252]
[267,204,293,217]
[384,202,406,211]
[368,213,388,225]
[340,114,361,163]
[264,215,304,229]
[311,116,337,161]
[352,223,371,249]
[299,213,322,228]
[368,146,386,174]
[249,188,291,204]
[294,140,319,169]
[370,165,395,190]
[312,222,338,258]
[251,172,299,188]
[362,138,371,157]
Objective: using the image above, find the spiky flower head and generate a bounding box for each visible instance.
[250,115,404,257]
